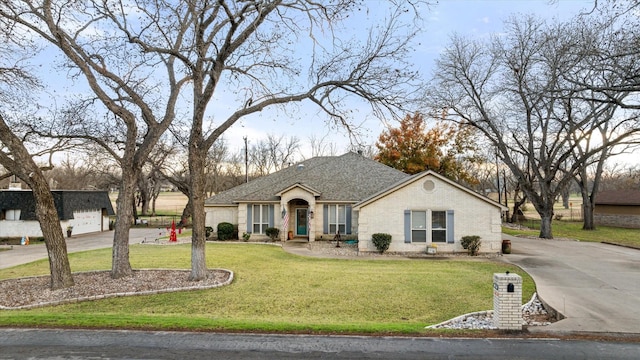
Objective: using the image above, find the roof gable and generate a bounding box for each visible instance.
[205,152,409,205]
[354,170,507,211]
[276,183,322,198]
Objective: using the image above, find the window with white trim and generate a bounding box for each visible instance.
[431,211,447,242]
[252,204,270,234]
[411,210,427,242]
[409,210,447,243]
[328,204,346,234]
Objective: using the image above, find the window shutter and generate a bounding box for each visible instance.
[323,204,329,234]
[247,204,253,233]
[404,210,411,243]
[346,205,352,234]
[269,204,275,227]
[447,210,455,243]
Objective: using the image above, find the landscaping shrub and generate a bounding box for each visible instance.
[217,222,235,240]
[265,227,280,241]
[205,226,214,239]
[371,233,392,254]
[461,235,482,256]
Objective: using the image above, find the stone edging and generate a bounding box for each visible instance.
[0,269,234,311]
[424,292,541,329]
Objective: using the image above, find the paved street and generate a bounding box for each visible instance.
[1,328,639,359]
[502,235,640,334]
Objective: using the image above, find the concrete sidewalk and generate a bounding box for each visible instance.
[501,234,640,334]
[0,228,164,270]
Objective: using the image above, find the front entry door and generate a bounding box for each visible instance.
[296,208,308,236]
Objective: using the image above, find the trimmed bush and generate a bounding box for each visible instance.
[461,235,482,256]
[205,226,214,239]
[371,233,392,254]
[217,222,235,240]
[265,227,280,241]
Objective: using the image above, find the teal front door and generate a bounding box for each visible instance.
[296,208,308,236]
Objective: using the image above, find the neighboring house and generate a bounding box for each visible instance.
[594,190,640,229]
[204,152,506,253]
[0,190,115,238]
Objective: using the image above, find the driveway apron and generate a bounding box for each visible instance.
[502,234,640,334]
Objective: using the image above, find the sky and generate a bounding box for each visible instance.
[22,0,596,162]
[222,0,596,159]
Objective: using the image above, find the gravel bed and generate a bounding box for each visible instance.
[427,293,553,330]
[0,269,233,310]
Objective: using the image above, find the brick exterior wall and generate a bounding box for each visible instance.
[357,175,503,253]
[493,273,522,330]
[594,214,640,229]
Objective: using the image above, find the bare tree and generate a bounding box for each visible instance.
[249,134,301,176]
[1,1,191,278]
[0,40,74,289]
[308,133,339,158]
[2,1,426,281]
[429,16,640,238]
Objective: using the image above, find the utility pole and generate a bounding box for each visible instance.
[244,136,248,183]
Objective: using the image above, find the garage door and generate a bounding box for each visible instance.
[71,209,102,234]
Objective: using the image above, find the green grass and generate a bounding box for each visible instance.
[0,243,533,335]
[503,220,640,248]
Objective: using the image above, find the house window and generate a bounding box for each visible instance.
[411,211,427,242]
[431,211,447,243]
[252,204,271,234]
[408,210,448,243]
[328,205,347,234]
[5,209,21,221]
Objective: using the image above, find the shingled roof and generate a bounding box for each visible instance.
[205,152,409,205]
[0,190,115,220]
[595,190,640,206]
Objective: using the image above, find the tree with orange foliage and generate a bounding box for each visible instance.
[375,113,482,185]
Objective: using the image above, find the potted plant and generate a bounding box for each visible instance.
[426,243,437,254]
[66,225,73,238]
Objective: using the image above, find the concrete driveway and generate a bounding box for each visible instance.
[502,234,640,334]
[0,228,164,270]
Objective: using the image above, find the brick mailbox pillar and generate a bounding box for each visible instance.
[493,271,522,330]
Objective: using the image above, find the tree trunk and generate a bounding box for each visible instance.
[181,197,193,226]
[561,187,570,209]
[529,195,554,239]
[189,145,207,281]
[138,176,150,216]
[111,170,137,279]
[539,212,554,239]
[32,180,75,289]
[583,200,595,230]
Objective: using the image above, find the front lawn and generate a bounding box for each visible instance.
[503,220,640,249]
[0,243,533,335]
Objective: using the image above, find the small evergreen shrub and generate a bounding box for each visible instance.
[371,233,392,254]
[205,226,214,239]
[461,235,482,256]
[217,222,235,240]
[265,227,280,241]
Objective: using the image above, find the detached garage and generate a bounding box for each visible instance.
[0,190,115,238]
[594,190,640,229]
